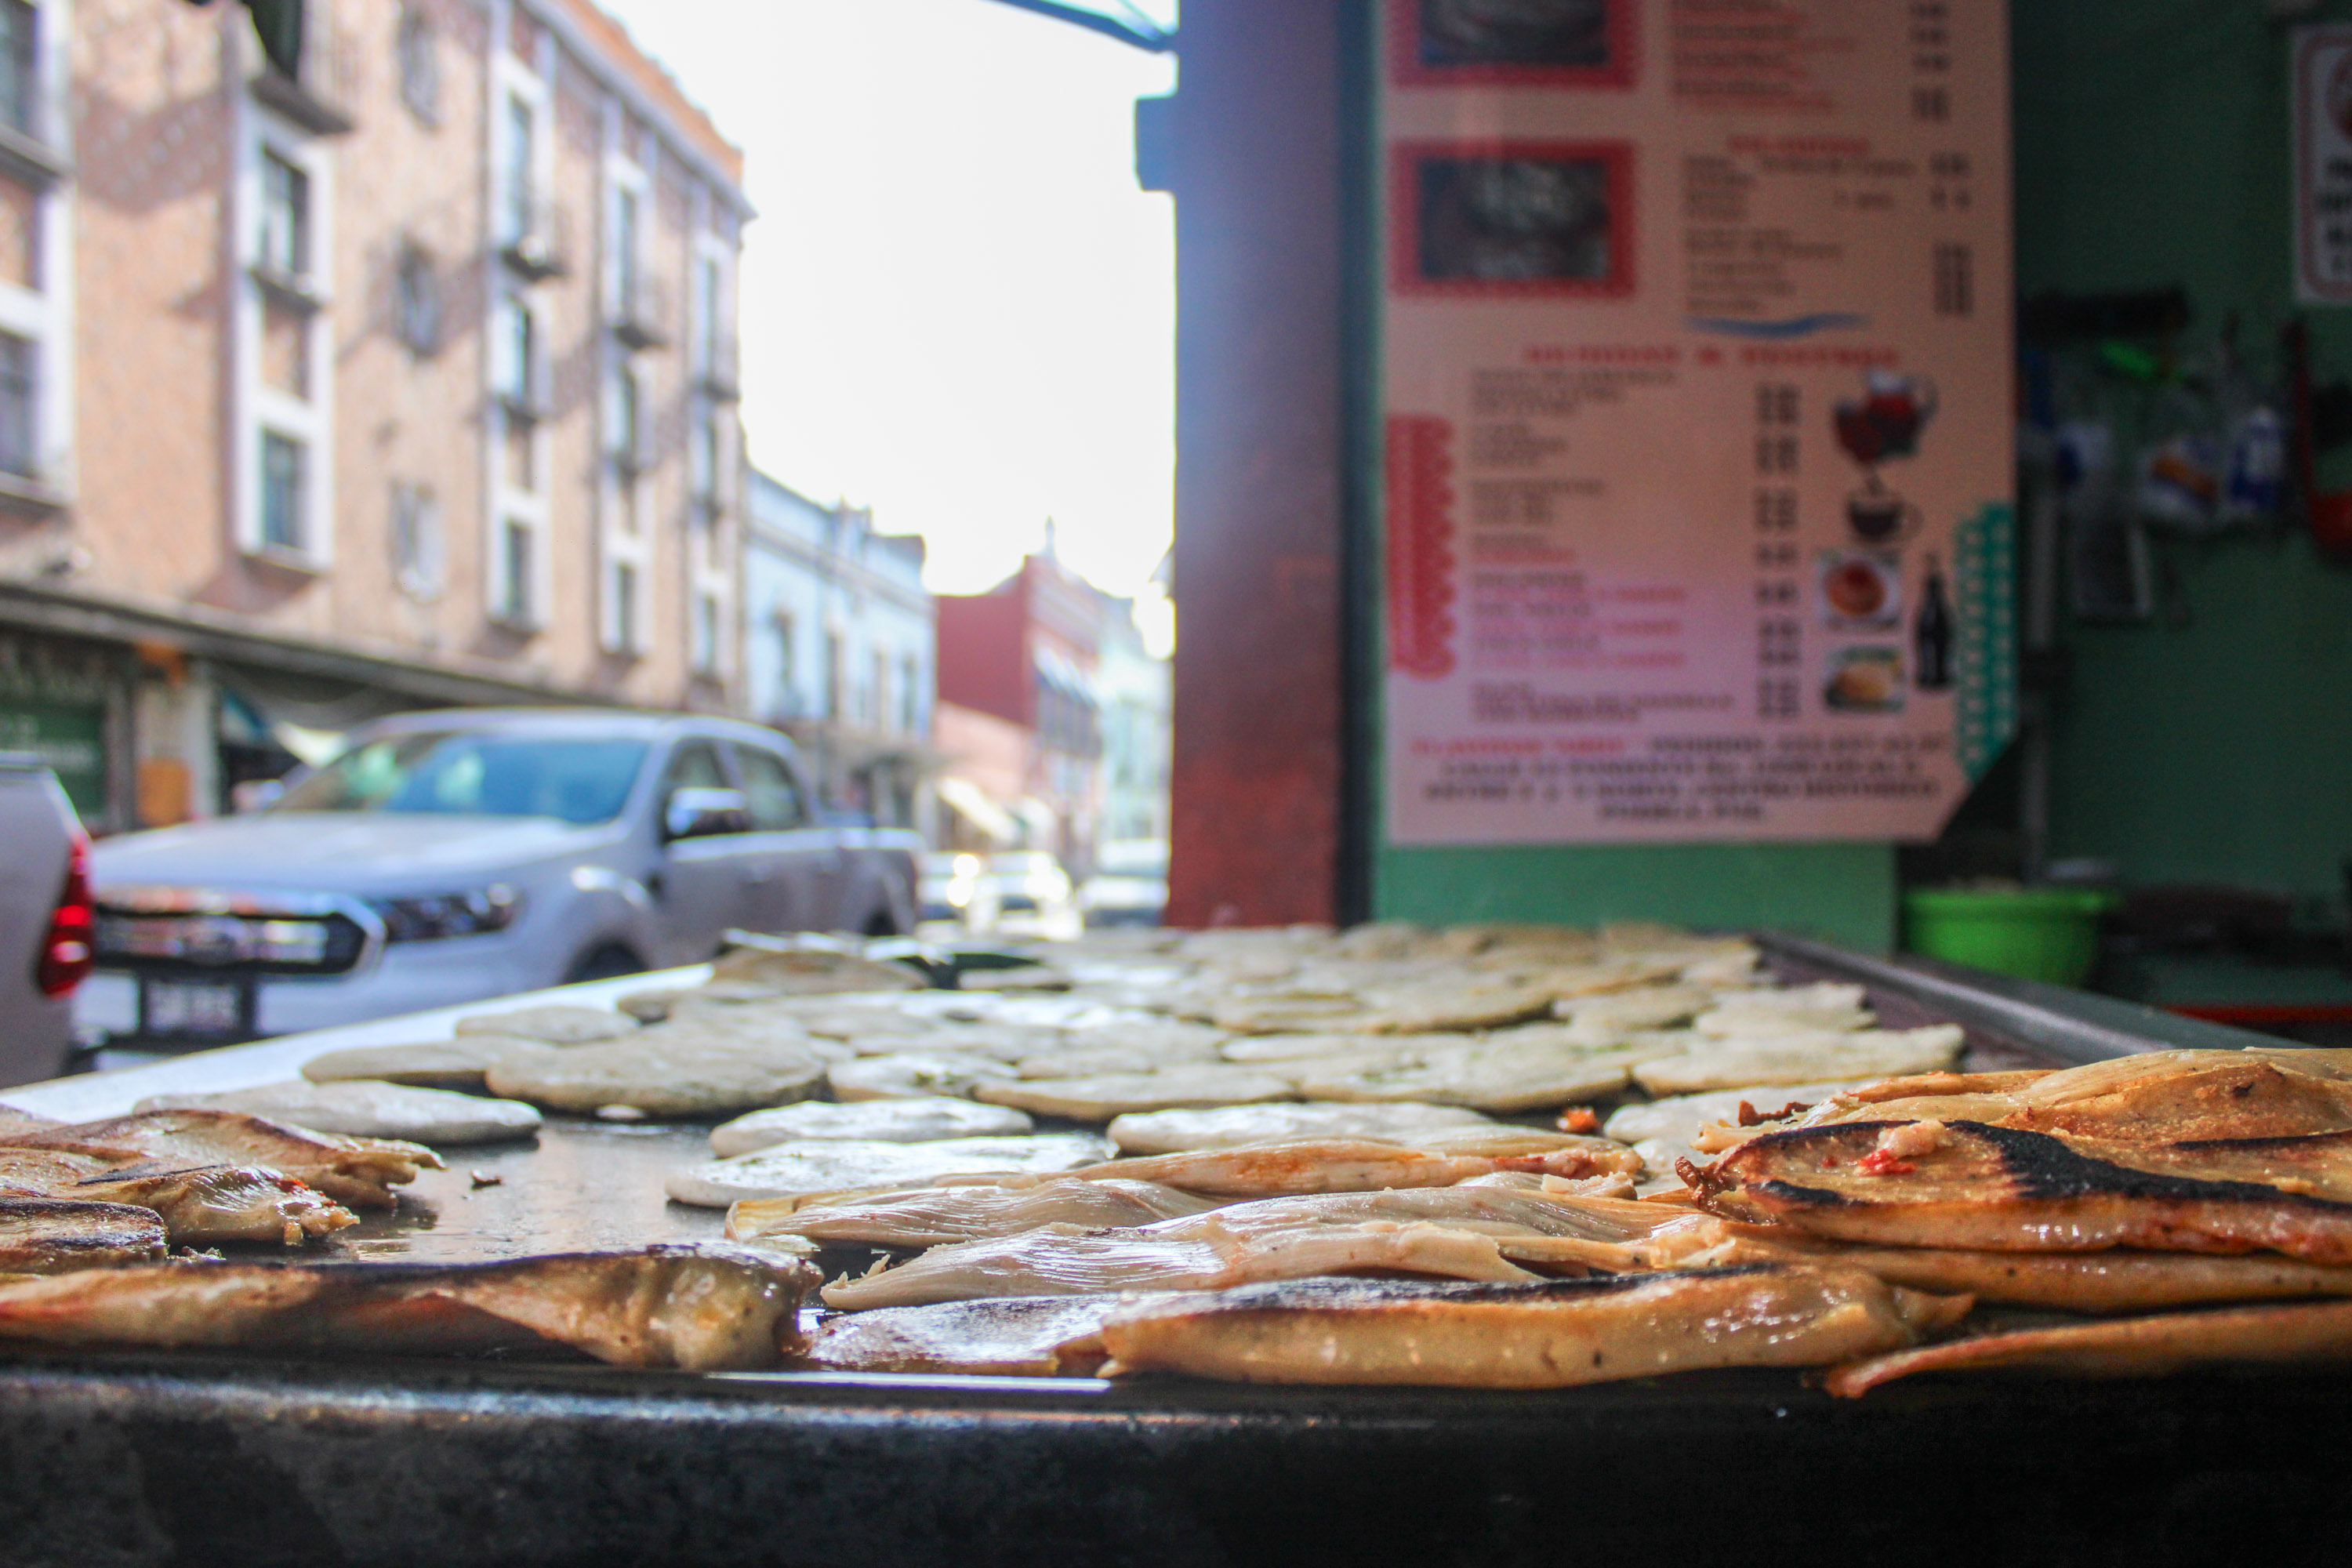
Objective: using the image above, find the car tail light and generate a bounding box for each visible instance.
[35,834,93,997]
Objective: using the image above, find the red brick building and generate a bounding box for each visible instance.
[0,0,747,831]
[934,550,1112,869]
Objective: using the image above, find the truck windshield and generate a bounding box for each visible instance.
[275,734,651,826]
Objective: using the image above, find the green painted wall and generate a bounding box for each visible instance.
[2018,0,2352,906]
[1375,843,1898,947]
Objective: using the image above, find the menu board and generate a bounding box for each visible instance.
[1381,0,2015,846]
[2294,25,2352,305]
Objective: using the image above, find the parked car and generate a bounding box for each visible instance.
[916,851,999,931]
[982,851,1077,938]
[77,709,918,1049]
[0,756,91,1085]
[1079,837,1168,927]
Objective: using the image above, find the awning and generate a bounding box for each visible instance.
[936,775,1018,845]
[977,0,1175,52]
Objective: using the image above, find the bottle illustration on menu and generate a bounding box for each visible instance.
[1915,551,1955,691]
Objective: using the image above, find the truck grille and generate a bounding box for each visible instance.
[94,909,369,976]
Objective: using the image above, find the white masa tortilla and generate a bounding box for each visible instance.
[136,1080,543,1145]
[1106,1102,1492,1156]
[452,1004,638,1044]
[975,1066,1296,1122]
[1631,1026,1964,1096]
[666,1133,1114,1208]
[486,1035,829,1116]
[710,1098,1034,1156]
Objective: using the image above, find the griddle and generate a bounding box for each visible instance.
[0,936,2343,1567]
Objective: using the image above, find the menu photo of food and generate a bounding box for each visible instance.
[1817,550,1902,630]
[1395,0,1635,86]
[1824,647,1905,713]
[1392,141,1632,295]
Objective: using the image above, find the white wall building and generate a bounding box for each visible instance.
[742,471,933,826]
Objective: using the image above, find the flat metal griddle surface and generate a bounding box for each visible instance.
[305,943,2051,1267]
[0,940,2332,1566]
[323,1121,727,1264]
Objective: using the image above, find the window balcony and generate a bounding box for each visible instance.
[499,198,572,282]
[0,74,66,188]
[697,339,741,401]
[611,274,670,351]
[249,24,359,137]
[608,423,656,477]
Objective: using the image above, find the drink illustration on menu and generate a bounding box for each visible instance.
[1835,370,1937,546]
[1915,552,1956,691]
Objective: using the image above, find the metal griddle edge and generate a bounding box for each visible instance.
[0,938,2345,1567]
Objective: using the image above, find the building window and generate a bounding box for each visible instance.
[502,92,534,248]
[695,255,720,369]
[395,242,441,355]
[0,330,34,480]
[774,611,795,687]
[612,361,641,468]
[869,649,887,728]
[612,561,637,652]
[397,5,439,125]
[614,185,640,311]
[260,430,306,552]
[498,291,538,411]
[901,655,919,735]
[259,151,310,278]
[824,631,842,718]
[0,1,36,140]
[692,405,721,503]
[693,592,720,674]
[391,482,443,601]
[499,518,533,623]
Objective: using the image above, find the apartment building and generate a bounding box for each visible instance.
[0,0,747,832]
[935,548,1108,872]
[742,471,935,829]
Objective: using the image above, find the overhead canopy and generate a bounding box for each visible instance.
[977,0,1175,52]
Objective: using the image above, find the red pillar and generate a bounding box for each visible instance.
[1163,0,1348,928]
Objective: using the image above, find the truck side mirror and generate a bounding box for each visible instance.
[664,786,750,842]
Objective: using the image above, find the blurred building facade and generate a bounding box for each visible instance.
[1095,603,1169,845]
[0,0,747,832]
[933,546,1168,872]
[742,470,934,827]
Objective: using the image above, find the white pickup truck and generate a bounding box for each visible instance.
[0,755,91,1085]
[77,709,918,1050]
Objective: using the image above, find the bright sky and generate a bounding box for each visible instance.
[593,0,1178,612]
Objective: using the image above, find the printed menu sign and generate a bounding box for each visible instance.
[2294,25,2352,305]
[1382,0,2016,846]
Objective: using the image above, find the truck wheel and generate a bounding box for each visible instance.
[863,910,899,938]
[567,944,644,984]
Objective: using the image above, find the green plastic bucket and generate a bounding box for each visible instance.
[1901,886,2117,986]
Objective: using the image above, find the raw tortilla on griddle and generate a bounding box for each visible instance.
[136,1080,543,1145]
[665,1133,1115,1208]
[485,1033,829,1117]
[452,1004,639,1044]
[975,1065,1297,1122]
[728,1177,1221,1247]
[828,1052,1020,1102]
[1632,1025,1964,1095]
[1106,1102,1491,1155]
[709,1098,1033,1156]
[301,1035,556,1091]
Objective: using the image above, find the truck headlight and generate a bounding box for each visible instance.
[370,884,524,942]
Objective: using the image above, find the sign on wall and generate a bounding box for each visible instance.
[2294,25,2352,305]
[1382,0,2016,846]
